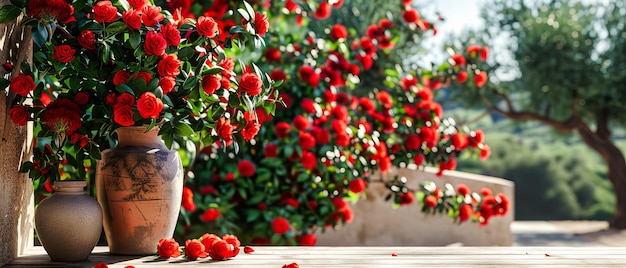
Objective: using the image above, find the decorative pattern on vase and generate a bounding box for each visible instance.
[96,126,183,255]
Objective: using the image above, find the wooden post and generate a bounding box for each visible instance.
[0,0,34,265]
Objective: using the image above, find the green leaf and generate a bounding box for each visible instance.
[10,0,26,8]
[228,94,241,108]
[105,21,127,35]
[174,122,195,137]
[0,78,10,92]
[246,210,260,222]
[0,5,21,24]
[128,31,141,49]
[114,84,134,94]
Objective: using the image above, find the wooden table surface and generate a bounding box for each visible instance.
[6,246,626,267]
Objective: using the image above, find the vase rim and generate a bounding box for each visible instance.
[53,180,87,189]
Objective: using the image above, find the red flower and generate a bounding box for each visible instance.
[113,70,130,86]
[144,31,167,56]
[474,71,488,88]
[399,192,414,205]
[116,92,135,106]
[200,233,221,254]
[184,239,208,260]
[158,54,181,77]
[452,133,469,150]
[480,187,493,197]
[424,195,437,208]
[254,12,269,36]
[93,1,118,23]
[330,24,348,41]
[238,160,255,177]
[451,54,466,66]
[264,143,278,157]
[181,186,196,211]
[137,92,163,119]
[467,45,481,55]
[402,8,420,23]
[197,16,218,38]
[293,115,311,131]
[201,208,221,222]
[480,144,491,160]
[200,185,217,195]
[9,105,29,126]
[314,2,331,19]
[405,134,422,150]
[158,76,176,95]
[41,98,82,135]
[141,5,164,26]
[264,48,281,63]
[457,184,470,196]
[209,240,235,260]
[301,151,317,169]
[113,105,135,126]
[274,122,291,138]
[272,217,290,234]
[459,204,473,222]
[270,69,286,82]
[473,129,485,145]
[9,74,35,97]
[2,62,12,72]
[402,0,413,6]
[242,122,261,141]
[298,132,316,150]
[456,71,468,83]
[122,9,142,30]
[53,45,75,63]
[283,263,299,268]
[78,30,96,50]
[299,66,320,88]
[26,0,74,23]
[216,118,233,143]
[74,91,90,105]
[301,98,316,113]
[94,262,109,268]
[128,0,148,10]
[349,178,366,194]
[202,74,221,95]
[299,234,317,246]
[157,238,181,259]
[161,23,181,46]
[480,46,489,61]
[239,72,263,96]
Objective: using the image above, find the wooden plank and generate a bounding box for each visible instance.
[7,246,626,267]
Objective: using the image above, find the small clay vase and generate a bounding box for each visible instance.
[35,180,103,262]
[96,126,183,255]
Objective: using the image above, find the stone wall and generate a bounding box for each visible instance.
[317,166,514,246]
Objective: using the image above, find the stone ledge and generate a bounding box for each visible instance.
[317,166,514,246]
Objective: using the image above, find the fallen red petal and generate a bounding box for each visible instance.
[244,246,255,254]
[282,263,299,268]
[545,253,550,257]
[391,253,398,256]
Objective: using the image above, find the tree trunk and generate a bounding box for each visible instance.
[0,0,34,265]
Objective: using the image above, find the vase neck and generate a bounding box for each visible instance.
[54,180,87,193]
[115,126,165,149]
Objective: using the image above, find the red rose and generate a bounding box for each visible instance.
[298,65,319,88]
[399,192,414,205]
[299,234,316,246]
[222,234,241,253]
[133,71,152,85]
[241,122,260,141]
[298,132,316,150]
[451,54,466,66]
[301,151,317,169]
[105,92,117,105]
[209,240,234,260]
[78,30,96,50]
[402,0,412,5]
[274,122,291,138]
[292,115,310,131]
[314,2,331,19]
[184,239,208,260]
[272,217,290,234]
[116,92,135,106]
[2,62,12,72]
[225,173,235,181]
[349,178,366,194]
[480,46,489,61]
[459,204,473,222]
[239,72,263,96]
[144,31,167,56]
[196,16,218,38]
[128,0,147,10]
[113,70,131,85]
[243,246,254,254]
[332,0,344,7]
[158,76,176,95]
[402,8,420,23]
[216,118,233,142]
[141,5,164,26]
[137,92,163,119]
[93,1,118,23]
[10,74,35,97]
[457,184,470,196]
[202,74,221,95]
[219,57,235,76]
[70,133,89,148]
[200,185,217,195]
[467,45,481,55]
[264,143,278,157]
[456,71,468,83]
[474,71,488,88]
[283,263,299,268]
[424,195,437,208]
[26,0,73,23]
[200,233,221,254]
[330,24,348,41]
[452,133,469,150]
[301,98,316,113]
[157,54,181,77]
[74,91,90,105]
[157,238,181,259]
[41,98,82,135]
[237,160,255,177]
[201,208,220,222]
[122,9,142,30]
[480,144,491,160]
[270,69,286,82]
[182,187,196,211]
[113,104,135,126]
[161,23,181,46]
[253,12,269,36]
[9,105,29,126]
[53,45,75,63]
[264,48,281,63]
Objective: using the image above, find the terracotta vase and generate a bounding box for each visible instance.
[35,180,102,262]
[96,126,183,255]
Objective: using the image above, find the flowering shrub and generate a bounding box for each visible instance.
[174,0,509,246]
[1,0,275,184]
